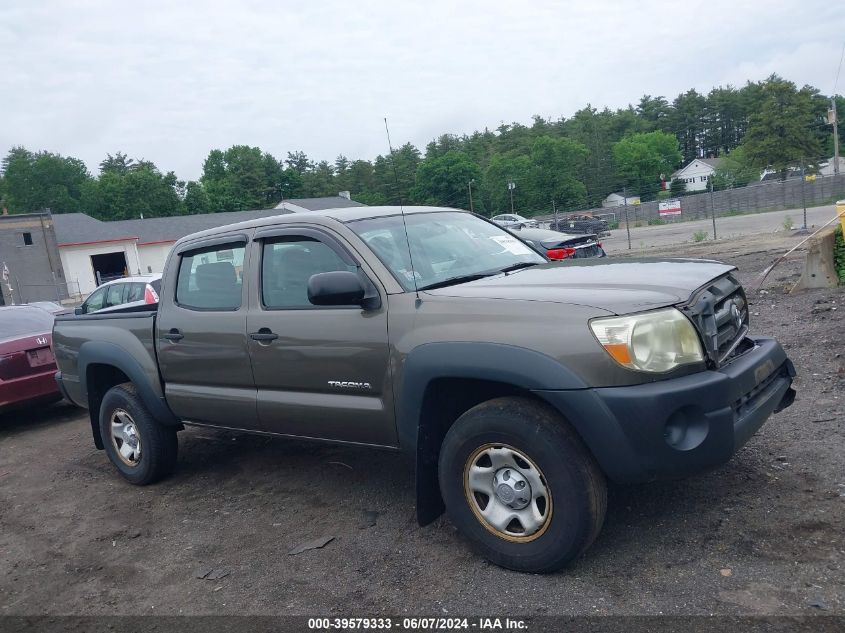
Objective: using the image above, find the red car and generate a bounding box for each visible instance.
[0,305,61,412]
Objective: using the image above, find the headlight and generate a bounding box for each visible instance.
[589,308,704,373]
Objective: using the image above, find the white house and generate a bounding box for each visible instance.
[671,158,722,192]
[602,192,641,208]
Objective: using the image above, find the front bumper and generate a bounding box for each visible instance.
[535,336,795,483]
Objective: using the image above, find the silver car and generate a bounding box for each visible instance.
[490,213,538,229]
[75,274,162,315]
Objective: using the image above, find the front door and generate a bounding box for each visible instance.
[156,233,259,429]
[246,227,395,446]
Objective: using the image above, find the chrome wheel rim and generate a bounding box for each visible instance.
[110,408,142,467]
[463,443,552,542]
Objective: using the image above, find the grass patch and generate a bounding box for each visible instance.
[692,230,709,243]
[835,225,845,284]
[782,215,794,231]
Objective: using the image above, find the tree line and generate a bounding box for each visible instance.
[1,74,842,221]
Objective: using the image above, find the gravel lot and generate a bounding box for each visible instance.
[1,232,843,617]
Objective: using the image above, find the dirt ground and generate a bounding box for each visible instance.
[1,232,843,617]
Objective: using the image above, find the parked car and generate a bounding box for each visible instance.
[0,306,61,412]
[549,213,610,236]
[508,226,606,260]
[28,301,72,316]
[75,274,162,315]
[491,213,538,229]
[54,206,795,573]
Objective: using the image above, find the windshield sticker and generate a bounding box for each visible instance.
[490,235,532,256]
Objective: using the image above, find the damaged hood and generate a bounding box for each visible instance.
[425,258,736,315]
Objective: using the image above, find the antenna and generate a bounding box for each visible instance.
[384,117,420,300]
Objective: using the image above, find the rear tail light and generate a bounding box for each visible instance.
[547,247,576,260]
[597,242,602,248]
[144,285,160,304]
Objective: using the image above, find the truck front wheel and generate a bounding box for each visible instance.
[438,397,606,573]
[99,383,178,485]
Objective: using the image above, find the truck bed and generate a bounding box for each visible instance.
[52,309,160,411]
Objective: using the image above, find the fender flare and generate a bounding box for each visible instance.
[78,341,179,447]
[397,342,588,526]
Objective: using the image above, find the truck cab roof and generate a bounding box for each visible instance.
[172,206,465,248]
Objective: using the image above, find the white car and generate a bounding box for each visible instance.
[75,274,162,315]
[491,214,538,229]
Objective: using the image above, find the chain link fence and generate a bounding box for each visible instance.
[536,165,845,230]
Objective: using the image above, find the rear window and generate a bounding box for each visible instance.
[176,244,245,310]
[0,307,54,339]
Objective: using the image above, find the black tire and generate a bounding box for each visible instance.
[438,397,606,573]
[99,383,178,485]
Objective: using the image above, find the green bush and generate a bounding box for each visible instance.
[692,230,709,243]
[782,215,794,231]
[834,225,845,284]
[608,220,620,230]
[647,217,665,226]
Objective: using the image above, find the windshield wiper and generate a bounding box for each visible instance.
[499,261,541,274]
[418,272,497,291]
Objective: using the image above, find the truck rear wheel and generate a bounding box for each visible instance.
[438,397,606,573]
[99,383,178,485]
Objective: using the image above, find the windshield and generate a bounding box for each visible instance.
[349,211,545,291]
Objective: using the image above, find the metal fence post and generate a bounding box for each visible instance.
[623,186,631,250]
[709,181,717,239]
[800,162,807,229]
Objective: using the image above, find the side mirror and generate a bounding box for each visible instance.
[74,306,84,315]
[308,271,366,307]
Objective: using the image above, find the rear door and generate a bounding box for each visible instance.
[156,232,259,429]
[245,226,395,446]
[100,282,128,313]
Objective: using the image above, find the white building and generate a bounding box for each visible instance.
[52,195,365,297]
[671,158,722,192]
[602,192,641,208]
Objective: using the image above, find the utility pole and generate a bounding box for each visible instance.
[508,180,515,213]
[623,186,631,250]
[831,97,840,176]
[467,179,475,213]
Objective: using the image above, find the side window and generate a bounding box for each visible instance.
[176,243,246,310]
[262,236,357,309]
[126,283,145,302]
[105,283,126,307]
[83,287,107,313]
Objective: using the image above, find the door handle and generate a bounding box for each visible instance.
[163,329,184,342]
[249,328,279,342]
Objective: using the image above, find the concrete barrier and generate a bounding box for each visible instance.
[794,224,840,290]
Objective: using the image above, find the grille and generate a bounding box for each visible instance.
[684,273,749,366]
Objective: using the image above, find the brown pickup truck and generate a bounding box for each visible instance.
[53,206,796,572]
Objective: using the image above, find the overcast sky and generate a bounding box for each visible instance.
[2,0,843,181]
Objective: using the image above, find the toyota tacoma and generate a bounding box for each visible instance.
[53,206,796,573]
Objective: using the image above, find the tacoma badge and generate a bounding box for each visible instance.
[328,380,372,390]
